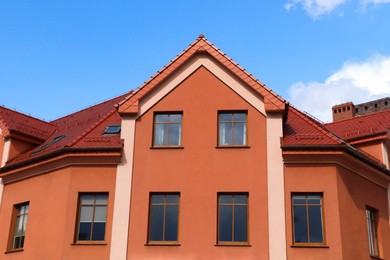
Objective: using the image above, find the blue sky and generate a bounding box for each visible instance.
[1,0,390,122]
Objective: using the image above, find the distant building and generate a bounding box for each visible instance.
[0,36,389,259]
[332,97,390,122]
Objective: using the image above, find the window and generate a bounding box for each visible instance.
[153,113,182,146]
[218,112,247,146]
[75,193,108,242]
[103,124,121,135]
[148,193,179,243]
[217,193,248,244]
[9,203,29,250]
[292,194,324,245]
[366,207,379,257]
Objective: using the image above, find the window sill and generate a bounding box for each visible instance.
[216,145,250,149]
[291,244,329,248]
[5,248,24,254]
[72,241,107,246]
[150,146,184,149]
[215,243,251,247]
[145,242,180,246]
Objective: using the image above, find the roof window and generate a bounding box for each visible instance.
[103,125,121,135]
[32,134,67,154]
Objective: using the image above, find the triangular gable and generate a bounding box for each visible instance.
[117,35,285,115]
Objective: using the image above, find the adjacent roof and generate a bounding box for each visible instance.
[2,92,130,169]
[282,105,343,146]
[325,108,390,142]
[118,34,286,114]
[0,106,57,142]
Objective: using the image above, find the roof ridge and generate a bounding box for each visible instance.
[202,37,286,107]
[118,35,285,114]
[0,105,55,126]
[117,37,204,108]
[51,92,130,123]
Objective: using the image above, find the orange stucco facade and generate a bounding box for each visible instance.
[0,37,389,259]
[128,67,269,259]
[0,164,117,259]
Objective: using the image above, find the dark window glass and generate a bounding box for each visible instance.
[76,193,108,242]
[218,112,247,146]
[218,193,248,243]
[11,203,29,250]
[148,193,179,243]
[103,125,121,135]
[366,207,379,257]
[154,113,182,146]
[292,194,324,244]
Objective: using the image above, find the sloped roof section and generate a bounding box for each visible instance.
[5,93,130,166]
[0,106,56,142]
[325,109,390,141]
[118,35,285,114]
[282,105,344,146]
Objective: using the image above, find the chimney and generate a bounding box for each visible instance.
[332,102,355,122]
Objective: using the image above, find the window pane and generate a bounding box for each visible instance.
[78,222,92,240]
[293,206,308,243]
[169,124,181,145]
[154,124,168,145]
[170,114,182,123]
[155,114,169,123]
[308,206,324,243]
[233,122,246,145]
[166,194,179,204]
[164,205,178,241]
[219,205,233,242]
[151,194,164,204]
[292,195,306,205]
[234,205,248,242]
[94,206,107,222]
[14,216,23,236]
[219,113,232,121]
[233,113,246,122]
[95,194,108,205]
[219,195,233,204]
[234,195,247,204]
[219,122,232,145]
[308,195,321,205]
[150,205,164,241]
[92,222,106,241]
[80,206,93,222]
[81,194,95,205]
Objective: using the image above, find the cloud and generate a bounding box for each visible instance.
[285,0,390,18]
[284,0,348,18]
[288,55,390,122]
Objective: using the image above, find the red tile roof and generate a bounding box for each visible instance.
[325,109,390,141]
[118,35,286,114]
[0,106,57,142]
[282,105,343,146]
[4,92,130,167]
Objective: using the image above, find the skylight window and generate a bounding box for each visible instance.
[103,125,121,135]
[32,134,67,154]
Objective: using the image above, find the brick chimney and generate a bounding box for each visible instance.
[332,102,355,122]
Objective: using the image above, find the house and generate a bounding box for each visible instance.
[0,35,389,259]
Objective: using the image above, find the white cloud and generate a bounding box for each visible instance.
[284,0,348,18]
[363,0,390,4]
[288,55,390,122]
[285,0,390,18]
